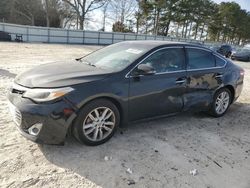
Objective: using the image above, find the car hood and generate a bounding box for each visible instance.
[14,61,113,88]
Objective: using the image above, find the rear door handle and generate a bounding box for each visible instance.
[215,73,223,78]
[175,78,187,84]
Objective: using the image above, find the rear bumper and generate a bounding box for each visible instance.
[231,56,249,61]
[7,92,77,145]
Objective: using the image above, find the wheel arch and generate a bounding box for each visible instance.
[68,95,125,136]
[224,85,235,103]
[215,85,235,104]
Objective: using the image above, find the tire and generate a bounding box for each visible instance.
[209,88,232,117]
[226,52,231,58]
[73,99,120,146]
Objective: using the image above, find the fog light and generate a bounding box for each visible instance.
[28,123,43,136]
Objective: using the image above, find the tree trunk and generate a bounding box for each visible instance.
[102,4,108,31]
[194,23,199,40]
[153,7,157,34]
[181,21,186,38]
[199,23,205,41]
[76,16,79,29]
[217,32,220,41]
[188,21,193,39]
[237,36,241,45]
[136,15,139,34]
[80,17,84,30]
[164,20,171,36]
[80,0,86,30]
[176,23,179,37]
[184,21,189,38]
[204,31,208,41]
[155,9,160,35]
[45,0,50,27]
[145,19,149,34]
[31,15,35,26]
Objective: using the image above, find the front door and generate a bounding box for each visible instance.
[128,47,187,121]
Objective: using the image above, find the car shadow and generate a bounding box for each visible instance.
[39,101,250,188]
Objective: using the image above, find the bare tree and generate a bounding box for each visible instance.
[12,0,43,25]
[42,0,64,28]
[109,0,137,25]
[62,0,108,30]
[101,2,109,31]
[59,1,76,28]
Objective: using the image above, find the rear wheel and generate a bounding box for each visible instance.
[209,88,232,117]
[73,99,120,146]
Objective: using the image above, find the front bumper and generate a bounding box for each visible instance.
[7,91,77,145]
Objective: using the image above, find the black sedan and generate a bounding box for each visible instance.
[217,44,233,58]
[0,31,11,41]
[231,48,250,62]
[7,41,244,145]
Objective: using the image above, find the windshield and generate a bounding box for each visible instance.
[81,42,151,71]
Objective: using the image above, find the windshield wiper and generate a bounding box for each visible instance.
[75,57,82,61]
[86,62,96,67]
[76,59,96,67]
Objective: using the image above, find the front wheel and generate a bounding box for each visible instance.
[209,88,232,117]
[73,99,120,146]
[225,52,231,58]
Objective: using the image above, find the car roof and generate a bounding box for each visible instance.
[118,40,204,48]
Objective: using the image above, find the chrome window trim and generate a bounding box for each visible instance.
[186,66,225,72]
[125,46,185,78]
[185,46,212,52]
[125,46,228,78]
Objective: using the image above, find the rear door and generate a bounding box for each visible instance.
[184,47,226,110]
[128,47,187,121]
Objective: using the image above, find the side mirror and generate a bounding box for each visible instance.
[133,64,156,76]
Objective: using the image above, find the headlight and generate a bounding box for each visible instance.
[22,87,74,102]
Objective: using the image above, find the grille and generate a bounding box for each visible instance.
[14,108,22,126]
[8,101,22,126]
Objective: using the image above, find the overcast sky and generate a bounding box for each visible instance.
[213,0,250,11]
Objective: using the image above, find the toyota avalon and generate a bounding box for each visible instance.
[7,41,244,145]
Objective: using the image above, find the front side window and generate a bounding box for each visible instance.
[139,48,185,73]
[186,48,215,69]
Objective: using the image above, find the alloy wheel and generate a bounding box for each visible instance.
[82,107,115,141]
[215,91,230,115]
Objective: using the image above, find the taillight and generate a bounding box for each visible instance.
[240,70,244,76]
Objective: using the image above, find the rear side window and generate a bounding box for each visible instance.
[215,56,226,67]
[186,48,215,69]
